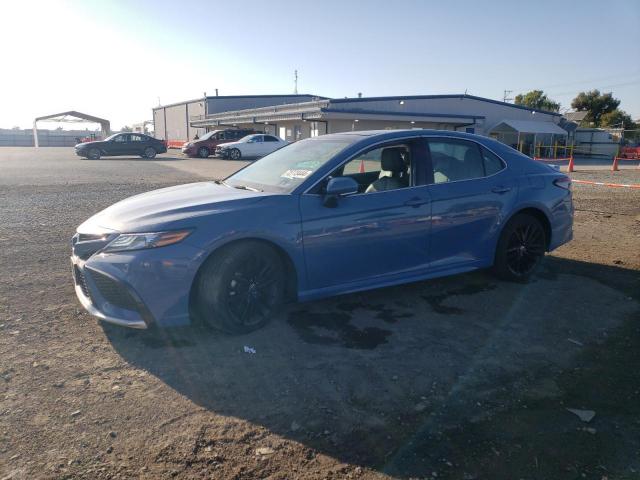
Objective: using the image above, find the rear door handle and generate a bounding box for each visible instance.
[404,197,429,207]
[491,186,512,194]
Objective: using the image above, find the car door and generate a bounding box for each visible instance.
[262,135,284,155]
[244,135,264,157]
[425,137,517,269]
[129,134,146,155]
[108,134,130,156]
[299,138,432,290]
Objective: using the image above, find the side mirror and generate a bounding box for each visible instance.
[323,177,358,207]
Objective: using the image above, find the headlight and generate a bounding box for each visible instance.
[102,230,193,253]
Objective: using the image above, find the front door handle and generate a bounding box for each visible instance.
[404,197,429,208]
[491,186,512,194]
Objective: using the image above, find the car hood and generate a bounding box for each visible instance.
[77,181,268,233]
[75,140,104,148]
[217,141,242,148]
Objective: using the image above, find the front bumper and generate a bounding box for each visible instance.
[70,237,206,329]
[72,256,150,329]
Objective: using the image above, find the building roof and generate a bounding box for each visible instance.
[564,111,588,122]
[153,94,326,110]
[331,94,563,117]
[492,119,567,135]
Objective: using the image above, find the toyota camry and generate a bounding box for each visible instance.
[70,130,573,333]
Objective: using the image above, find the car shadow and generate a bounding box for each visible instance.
[105,257,639,478]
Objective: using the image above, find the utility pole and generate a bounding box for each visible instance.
[503,90,513,103]
[294,70,298,95]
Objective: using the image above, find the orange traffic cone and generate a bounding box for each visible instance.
[612,157,619,171]
[567,156,574,173]
[359,159,365,173]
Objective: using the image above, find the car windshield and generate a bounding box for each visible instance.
[199,131,217,141]
[103,133,120,141]
[225,136,357,193]
[239,134,259,143]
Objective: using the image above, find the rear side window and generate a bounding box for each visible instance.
[427,139,484,183]
[481,147,505,175]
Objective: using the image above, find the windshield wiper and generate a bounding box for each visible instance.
[215,179,262,192]
[233,184,262,192]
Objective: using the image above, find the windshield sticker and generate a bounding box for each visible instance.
[281,169,313,180]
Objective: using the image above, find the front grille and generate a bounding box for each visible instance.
[74,265,93,301]
[89,269,139,312]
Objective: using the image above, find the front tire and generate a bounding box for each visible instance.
[197,147,210,158]
[493,213,546,282]
[88,148,101,160]
[192,241,285,334]
[143,147,157,159]
[229,148,241,160]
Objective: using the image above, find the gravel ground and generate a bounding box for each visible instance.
[1,148,639,480]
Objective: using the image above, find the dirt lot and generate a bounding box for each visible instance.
[1,148,639,480]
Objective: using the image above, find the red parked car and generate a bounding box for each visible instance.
[181,129,256,158]
[620,146,640,159]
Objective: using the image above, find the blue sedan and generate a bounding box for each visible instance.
[71,130,573,332]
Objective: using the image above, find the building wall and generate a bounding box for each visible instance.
[205,95,319,115]
[154,99,206,142]
[326,119,457,134]
[154,95,322,143]
[153,109,165,140]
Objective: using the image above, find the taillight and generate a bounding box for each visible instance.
[553,176,572,190]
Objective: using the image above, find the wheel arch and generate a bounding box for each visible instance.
[503,206,552,251]
[188,237,299,314]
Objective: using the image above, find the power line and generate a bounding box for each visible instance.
[547,78,640,97]
[513,71,640,95]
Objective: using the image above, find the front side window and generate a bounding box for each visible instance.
[225,136,356,193]
[329,143,412,194]
[428,139,485,183]
[113,134,128,143]
[264,135,279,142]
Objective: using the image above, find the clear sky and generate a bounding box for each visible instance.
[2,0,639,130]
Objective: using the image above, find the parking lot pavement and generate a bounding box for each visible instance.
[1,148,639,479]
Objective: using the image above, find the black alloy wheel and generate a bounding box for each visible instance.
[193,241,285,334]
[493,213,546,282]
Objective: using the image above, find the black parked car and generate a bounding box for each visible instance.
[75,133,168,160]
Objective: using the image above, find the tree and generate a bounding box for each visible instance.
[600,109,635,129]
[514,90,560,112]
[120,125,133,132]
[571,90,620,127]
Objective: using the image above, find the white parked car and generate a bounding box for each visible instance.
[215,134,287,160]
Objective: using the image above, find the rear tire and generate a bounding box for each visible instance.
[197,147,210,158]
[192,241,285,334]
[492,213,546,282]
[229,148,241,160]
[88,148,100,160]
[143,147,157,159]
